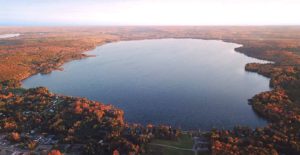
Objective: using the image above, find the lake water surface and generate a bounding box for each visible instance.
[0,33,20,39]
[23,39,270,130]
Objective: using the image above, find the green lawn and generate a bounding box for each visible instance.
[145,145,194,155]
[145,133,210,155]
[145,133,194,155]
[151,133,194,149]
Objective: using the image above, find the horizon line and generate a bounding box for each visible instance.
[1,24,300,27]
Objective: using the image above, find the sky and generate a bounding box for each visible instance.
[0,0,300,26]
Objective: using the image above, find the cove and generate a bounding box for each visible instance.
[23,39,270,130]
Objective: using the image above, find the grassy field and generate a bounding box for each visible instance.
[151,134,193,149]
[145,133,209,155]
[145,145,194,155]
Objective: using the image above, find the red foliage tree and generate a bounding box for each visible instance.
[48,149,62,155]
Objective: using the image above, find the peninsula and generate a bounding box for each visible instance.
[1,26,300,154]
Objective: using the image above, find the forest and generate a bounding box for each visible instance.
[1,26,300,154]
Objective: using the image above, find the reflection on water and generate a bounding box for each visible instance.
[23,39,270,130]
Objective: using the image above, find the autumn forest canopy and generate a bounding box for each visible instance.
[1,1,300,155]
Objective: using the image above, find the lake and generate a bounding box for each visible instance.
[0,33,20,39]
[23,39,270,130]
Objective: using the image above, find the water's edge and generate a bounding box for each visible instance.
[21,38,271,130]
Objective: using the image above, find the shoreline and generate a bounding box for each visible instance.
[21,38,271,131]
[18,37,264,81]
[1,26,300,154]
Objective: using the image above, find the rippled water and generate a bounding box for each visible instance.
[23,39,270,130]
